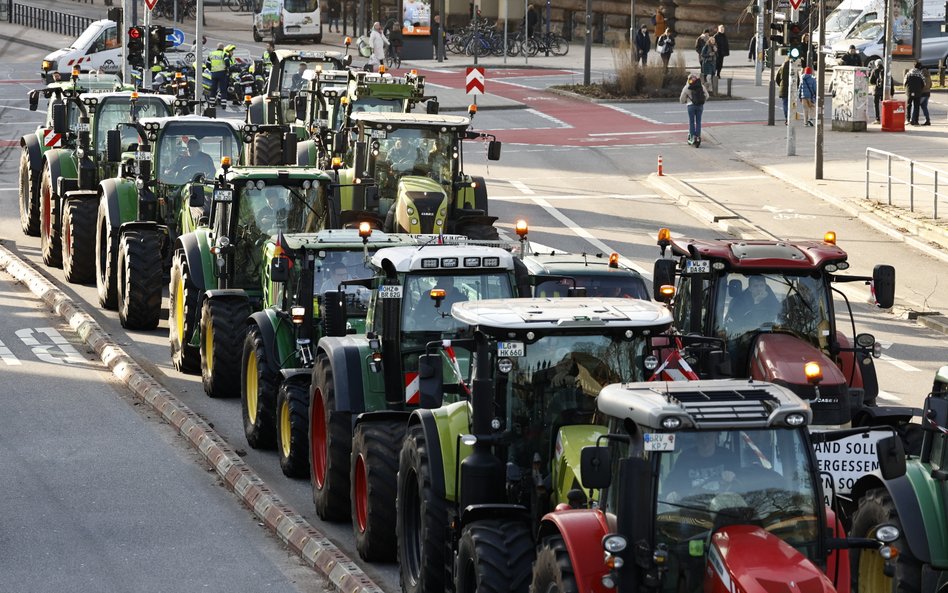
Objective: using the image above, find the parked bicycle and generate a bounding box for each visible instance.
[226,0,258,13]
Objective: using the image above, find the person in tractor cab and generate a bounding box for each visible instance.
[254,187,289,232]
[171,139,215,182]
[727,275,780,330]
[320,262,351,293]
[434,276,467,312]
[387,138,417,171]
[662,431,739,504]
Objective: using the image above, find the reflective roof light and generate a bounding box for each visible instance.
[483,257,500,267]
[657,227,672,244]
[463,257,481,267]
[824,231,837,245]
[421,258,438,269]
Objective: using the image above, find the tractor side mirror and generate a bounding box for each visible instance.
[362,183,378,204]
[28,90,39,111]
[418,354,444,409]
[282,132,298,165]
[872,264,895,308]
[426,99,439,114]
[189,184,205,208]
[270,256,290,283]
[652,259,677,301]
[487,140,501,161]
[580,446,613,490]
[333,131,347,155]
[877,435,906,480]
[106,129,122,163]
[52,103,68,136]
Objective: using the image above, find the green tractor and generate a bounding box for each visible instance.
[396,297,674,593]
[19,73,127,237]
[36,91,177,281]
[168,161,337,394]
[307,243,530,560]
[336,111,502,239]
[523,250,650,300]
[95,115,243,328]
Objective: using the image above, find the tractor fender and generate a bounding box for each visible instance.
[247,95,265,126]
[279,369,311,383]
[119,220,160,235]
[100,177,140,228]
[417,400,472,503]
[43,149,77,202]
[314,335,369,415]
[21,133,44,174]
[850,471,933,564]
[459,503,530,530]
[175,230,212,294]
[296,139,318,167]
[537,510,611,593]
[247,309,293,377]
[353,409,412,430]
[205,289,248,300]
[470,175,488,213]
[453,213,499,229]
[551,425,607,506]
[407,409,447,499]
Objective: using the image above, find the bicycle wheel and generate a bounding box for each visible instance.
[553,34,569,56]
[524,37,539,57]
[227,0,242,13]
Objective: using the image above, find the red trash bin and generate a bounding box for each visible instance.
[881,100,906,132]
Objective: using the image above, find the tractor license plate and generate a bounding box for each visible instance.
[244,86,253,94]
[213,189,233,202]
[136,151,152,161]
[370,129,387,139]
[76,122,90,132]
[643,433,677,452]
[314,118,328,128]
[379,285,402,299]
[497,341,524,357]
[684,259,710,274]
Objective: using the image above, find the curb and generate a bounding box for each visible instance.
[0,32,60,53]
[0,245,384,593]
[644,172,762,239]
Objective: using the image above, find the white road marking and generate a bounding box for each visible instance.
[0,340,20,366]
[16,327,86,365]
[524,107,572,128]
[587,129,689,136]
[876,390,902,402]
[683,175,770,182]
[491,193,658,201]
[598,103,663,125]
[662,108,755,113]
[508,180,534,194]
[878,354,921,372]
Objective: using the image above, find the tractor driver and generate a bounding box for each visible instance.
[387,138,417,171]
[171,138,216,181]
[662,431,739,505]
[319,261,351,293]
[255,188,289,232]
[727,275,780,331]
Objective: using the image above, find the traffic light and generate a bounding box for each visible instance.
[148,25,172,66]
[769,21,785,45]
[787,22,803,46]
[127,26,145,68]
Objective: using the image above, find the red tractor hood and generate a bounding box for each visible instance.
[706,525,836,593]
[749,333,847,387]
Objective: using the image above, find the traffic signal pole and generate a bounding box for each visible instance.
[755,0,764,86]
[144,8,152,89]
[123,0,131,83]
[815,0,826,179]
[196,0,204,104]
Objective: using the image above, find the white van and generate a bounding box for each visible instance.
[814,0,885,48]
[41,19,123,81]
[830,17,948,67]
[253,0,323,44]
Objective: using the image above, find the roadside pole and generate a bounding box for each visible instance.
[438,0,445,63]
[123,0,131,84]
[815,0,825,178]
[755,0,764,86]
[144,7,152,89]
[583,0,591,84]
[786,8,798,157]
[629,0,635,65]
[883,0,893,100]
[196,0,204,104]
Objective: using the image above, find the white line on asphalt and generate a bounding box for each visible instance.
[878,354,921,372]
[877,390,901,402]
[662,108,754,113]
[682,175,771,182]
[524,107,572,128]
[0,341,20,366]
[598,102,663,125]
[2,105,40,112]
[509,180,534,194]
[492,79,546,90]
[587,129,688,136]
[0,187,17,191]
[423,81,451,89]
[15,327,86,365]
[492,194,658,201]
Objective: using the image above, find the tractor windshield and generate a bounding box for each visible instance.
[238,183,327,236]
[401,272,513,336]
[534,274,649,300]
[314,250,373,319]
[712,272,832,367]
[94,97,168,153]
[502,333,647,475]
[156,122,240,184]
[371,127,456,198]
[653,428,820,593]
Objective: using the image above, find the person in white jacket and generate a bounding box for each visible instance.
[369,22,389,70]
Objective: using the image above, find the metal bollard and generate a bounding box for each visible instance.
[727,78,733,97]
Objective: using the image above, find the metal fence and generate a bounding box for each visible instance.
[865,148,948,220]
[9,2,93,38]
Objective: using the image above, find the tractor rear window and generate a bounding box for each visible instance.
[94,97,168,153]
[156,122,240,184]
[534,274,648,300]
[401,272,512,334]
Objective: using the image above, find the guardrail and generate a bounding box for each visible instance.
[8,2,94,38]
[865,147,948,220]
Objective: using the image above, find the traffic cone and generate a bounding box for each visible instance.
[657,154,664,176]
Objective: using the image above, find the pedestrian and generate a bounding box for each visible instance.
[680,73,709,147]
[747,33,769,63]
[432,14,446,59]
[205,42,231,106]
[839,45,863,67]
[868,59,892,123]
[328,0,341,33]
[695,28,710,58]
[700,36,717,90]
[799,66,817,126]
[919,63,932,126]
[634,24,651,67]
[775,56,791,123]
[526,4,538,38]
[368,21,389,71]
[903,61,925,125]
[713,24,729,78]
[657,28,676,70]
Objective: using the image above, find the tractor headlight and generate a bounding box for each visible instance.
[876,524,900,543]
[602,534,627,554]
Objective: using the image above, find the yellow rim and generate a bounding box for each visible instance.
[858,536,891,592]
[246,353,258,424]
[279,399,291,457]
[204,320,214,375]
[174,277,185,345]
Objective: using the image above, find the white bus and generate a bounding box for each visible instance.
[253,0,323,44]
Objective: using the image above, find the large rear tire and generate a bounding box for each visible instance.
[19,149,40,236]
[398,423,449,593]
[309,353,351,521]
[455,519,534,593]
[241,324,280,448]
[351,420,403,561]
[40,167,62,268]
[96,201,119,309]
[62,197,97,284]
[277,380,311,478]
[251,131,283,166]
[530,535,579,593]
[201,297,251,397]
[169,251,201,373]
[117,230,162,330]
[851,487,922,593]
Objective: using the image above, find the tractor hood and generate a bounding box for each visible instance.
[393,175,448,235]
[749,333,852,425]
[707,525,835,593]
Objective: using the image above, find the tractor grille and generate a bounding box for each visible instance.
[671,388,776,426]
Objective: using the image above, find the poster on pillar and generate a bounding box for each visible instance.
[892,0,922,57]
[402,0,432,35]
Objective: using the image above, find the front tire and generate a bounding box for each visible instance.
[309,353,351,521]
[117,230,163,329]
[241,324,280,448]
[40,167,62,267]
[169,252,201,373]
[201,297,250,397]
[277,380,311,478]
[96,201,119,309]
[19,149,40,236]
[455,520,534,593]
[530,535,579,593]
[351,420,403,561]
[62,197,97,284]
[851,487,921,593]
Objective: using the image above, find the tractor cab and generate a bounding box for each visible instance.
[523,250,650,300]
[652,229,896,426]
[248,50,350,127]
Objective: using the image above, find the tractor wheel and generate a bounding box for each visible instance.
[201,297,251,397]
[96,201,119,309]
[851,488,921,593]
[116,230,163,330]
[309,353,352,521]
[241,324,280,448]
[251,131,283,166]
[458,221,500,241]
[351,419,403,561]
[169,252,201,373]
[19,149,40,236]
[398,423,449,593]
[530,535,579,593]
[62,197,97,284]
[455,519,535,593]
[276,380,311,478]
[40,167,62,268]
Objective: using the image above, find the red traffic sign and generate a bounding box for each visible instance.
[465,67,485,95]
[145,0,158,10]
[788,0,802,9]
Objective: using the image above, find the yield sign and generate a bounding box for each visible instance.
[145,0,158,10]
[788,0,802,9]
[465,67,485,95]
